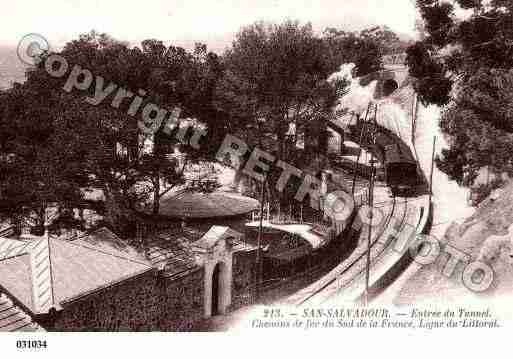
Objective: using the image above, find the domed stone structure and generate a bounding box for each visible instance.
[158,190,260,219]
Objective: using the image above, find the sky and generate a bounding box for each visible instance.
[0,0,418,52]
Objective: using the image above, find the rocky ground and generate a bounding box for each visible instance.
[393,181,513,318]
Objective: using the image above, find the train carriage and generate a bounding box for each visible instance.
[384,143,417,195]
[347,115,419,196]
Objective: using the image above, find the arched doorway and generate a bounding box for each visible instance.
[211,262,223,316]
[193,229,239,318]
[382,79,399,97]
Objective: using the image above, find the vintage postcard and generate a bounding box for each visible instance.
[0,0,511,357]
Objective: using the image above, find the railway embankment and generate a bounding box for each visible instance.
[285,187,398,306]
[287,114,432,305]
[351,90,433,304]
[392,180,513,308]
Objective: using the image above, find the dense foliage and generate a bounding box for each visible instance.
[0,21,401,235]
[408,0,513,187]
[324,25,412,76]
[0,32,223,234]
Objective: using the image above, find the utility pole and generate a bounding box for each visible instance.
[429,136,437,204]
[255,178,266,302]
[372,102,378,135]
[364,104,377,306]
[352,103,372,195]
[412,93,418,143]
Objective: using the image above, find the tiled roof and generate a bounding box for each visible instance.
[0,228,154,312]
[51,237,154,305]
[193,226,244,250]
[0,237,54,314]
[145,232,199,278]
[144,226,252,278]
[0,254,34,314]
[159,191,260,219]
[0,292,44,332]
[73,227,146,262]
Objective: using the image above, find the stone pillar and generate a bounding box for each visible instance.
[192,227,242,319]
[202,257,233,318]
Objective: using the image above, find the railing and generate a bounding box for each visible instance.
[250,203,338,247]
[354,189,369,207]
[268,214,303,225]
[255,223,361,303]
[0,226,14,237]
[135,220,183,242]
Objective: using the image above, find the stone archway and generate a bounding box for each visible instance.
[383,79,399,97]
[211,261,228,316]
[204,259,232,318]
[192,226,243,319]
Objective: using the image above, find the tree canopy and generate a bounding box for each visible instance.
[0,31,224,235]
[408,0,513,186]
[0,20,400,235]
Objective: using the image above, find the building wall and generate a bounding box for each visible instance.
[230,250,257,310]
[51,271,160,331]
[157,269,205,331]
[43,231,354,331]
[50,269,205,332]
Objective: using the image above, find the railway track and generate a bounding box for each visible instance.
[291,102,426,306]
[318,197,410,305]
[293,195,401,306]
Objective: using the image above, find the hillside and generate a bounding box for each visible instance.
[0,46,27,89]
[395,181,513,308]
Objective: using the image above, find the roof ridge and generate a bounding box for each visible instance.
[59,267,154,306]
[207,194,238,216]
[28,237,55,314]
[58,238,152,267]
[0,252,31,263]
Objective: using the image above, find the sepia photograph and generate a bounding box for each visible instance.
[0,0,512,356]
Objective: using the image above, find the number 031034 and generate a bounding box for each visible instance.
[16,340,48,350]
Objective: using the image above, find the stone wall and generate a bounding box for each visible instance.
[49,269,205,332]
[157,269,205,331]
[230,250,257,310]
[40,230,355,331]
[51,271,160,331]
